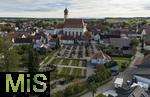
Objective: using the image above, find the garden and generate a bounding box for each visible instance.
[58,67,86,78]
[112,56,131,70]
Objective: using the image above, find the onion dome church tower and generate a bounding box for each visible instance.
[64,8,68,22]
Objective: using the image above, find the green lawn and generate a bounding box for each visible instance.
[71,60,80,66]
[57,67,86,78]
[71,68,82,78]
[50,58,61,64]
[82,61,87,67]
[61,59,71,65]
[59,67,71,76]
[112,57,131,66]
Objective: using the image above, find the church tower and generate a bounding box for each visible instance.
[64,8,68,22]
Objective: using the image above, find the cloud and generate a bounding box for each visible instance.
[0,0,150,18]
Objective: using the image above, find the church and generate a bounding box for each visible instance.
[63,8,87,37]
[46,8,87,44]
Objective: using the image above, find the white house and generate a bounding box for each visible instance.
[91,51,112,65]
[46,28,56,35]
[114,78,123,88]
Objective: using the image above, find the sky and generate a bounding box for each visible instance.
[0,0,150,18]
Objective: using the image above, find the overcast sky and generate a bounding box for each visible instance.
[0,0,150,18]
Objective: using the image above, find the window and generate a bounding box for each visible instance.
[65,31,67,35]
[76,32,78,36]
[80,32,82,36]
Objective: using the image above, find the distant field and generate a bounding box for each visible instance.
[106,19,130,23]
[146,19,150,23]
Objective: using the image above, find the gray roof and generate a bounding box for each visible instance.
[109,37,131,48]
[116,86,149,97]
[132,68,150,80]
[133,68,150,75]
[128,86,149,97]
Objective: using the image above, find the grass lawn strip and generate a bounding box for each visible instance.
[60,67,71,76]
[50,58,61,64]
[72,68,82,78]
[71,60,80,66]
[61,59,71,65]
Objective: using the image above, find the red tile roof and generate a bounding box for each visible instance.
[93,51,111,60]
[55,23,64,29]
[8,31,31,38]
[64,19,84,28]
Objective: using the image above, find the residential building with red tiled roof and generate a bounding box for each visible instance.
[91,51,112,65]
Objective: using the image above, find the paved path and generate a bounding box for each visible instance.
[75,46,79,58]
[67,46,73,58]
[79,61,82,67]
[40,56,49,66]
[130,44,144,68]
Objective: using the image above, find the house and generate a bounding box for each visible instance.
[109,36,132,55]
[114,78,124,88]
[132,54,150,91]
[46,24,64,35]
[33,43,50,53]
[93,33,101,43]
[91,51,112,65]
[116,86,149,97]
[34,33,47,44]
[13,38,33,45]
[141,26,150,51]
[109,37,131,48]
[48,35,60,48]
[61,36,75,44]
[46,28,56,35]
[8,31,33,45]
[143,35,150,51]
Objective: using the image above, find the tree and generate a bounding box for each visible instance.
[0,37,4,52]
[0,36,19,72]
[84,31,92,44]
[96,65,111,81]
[130,38,140,47]
[28,49,40,72]
[88,82,98,97]
[104,61,118,68]
[96,94,106,97]
[52,91,64,97]
[141,20,148,25]
[3,49,19,72]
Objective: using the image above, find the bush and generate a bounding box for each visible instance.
[96,94,106,97]
[52,91,64,97]
[64,82,87,97]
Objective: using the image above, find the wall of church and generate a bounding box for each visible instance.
[63,28,85,37]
